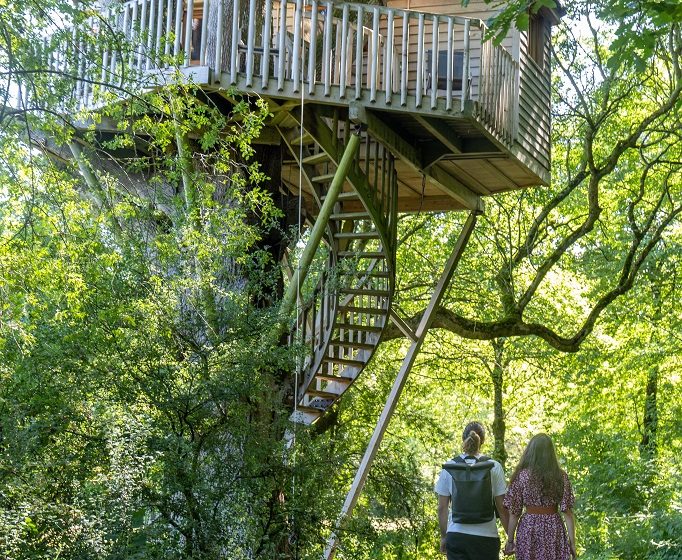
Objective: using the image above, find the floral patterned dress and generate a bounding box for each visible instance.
[504,468,575,560]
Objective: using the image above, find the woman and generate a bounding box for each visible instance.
[503,434,577,559]
[435,421,509,560]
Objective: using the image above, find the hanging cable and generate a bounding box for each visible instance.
[289,0,308,555]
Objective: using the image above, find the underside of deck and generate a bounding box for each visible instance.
[239,96,548,214]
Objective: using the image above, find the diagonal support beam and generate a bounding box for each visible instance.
[323,211,479,560]
[278,130,362,324]
[414,115,463,154]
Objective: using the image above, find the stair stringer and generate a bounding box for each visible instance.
[288,109,398,425]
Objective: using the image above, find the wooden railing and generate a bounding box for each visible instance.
[34,0,520,145]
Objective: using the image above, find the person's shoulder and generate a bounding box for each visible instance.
[484,457,503,468]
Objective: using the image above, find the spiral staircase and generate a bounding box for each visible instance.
[280,108,398,425]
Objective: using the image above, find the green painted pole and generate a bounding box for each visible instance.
[279,131,362,324]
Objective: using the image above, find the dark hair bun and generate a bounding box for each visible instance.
[462,428,482,454]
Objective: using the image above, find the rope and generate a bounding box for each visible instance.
[289,1,308,554]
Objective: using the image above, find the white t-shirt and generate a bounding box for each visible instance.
[434,454,506,538]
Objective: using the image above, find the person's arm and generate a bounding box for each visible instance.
[495,494,509,535]
[563,508,577,558]
[438,494,450,554]
[504,512,520,556]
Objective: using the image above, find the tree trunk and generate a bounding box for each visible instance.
[490,338,508,470]
[639,365,658,461]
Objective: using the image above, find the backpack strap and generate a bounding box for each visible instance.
[451,455,491,464]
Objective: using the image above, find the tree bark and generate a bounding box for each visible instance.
[639,364,658,461]
[490,338,508,469]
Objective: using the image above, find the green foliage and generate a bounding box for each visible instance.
[1,0,681,559]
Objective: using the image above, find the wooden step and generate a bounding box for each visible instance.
[324,356,365,368]
[341,270,390,278]
[315,373,354,384]
[321,191,360,201]
[338,305,389,315]
[312,173,336,183]
[295,404,325,414]
[330,212,370,220]
[335,322,384,333]
[334,231,380,239]
[338,251,385,259]
[302,152,330,165]
[329,340,375,351]
[305,388,341,399]
[291,132,313,146]
[339,288,390,296]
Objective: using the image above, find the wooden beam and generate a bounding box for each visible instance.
[278,132,362,322]
[428,165,484,212]
[364,110,423,169]
[324,211,479,560]
[365,111,483,212]
[389,309,417,342]
[413,115,463,154]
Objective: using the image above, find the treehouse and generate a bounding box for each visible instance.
[36,0,562,554]
[49,0,560,424]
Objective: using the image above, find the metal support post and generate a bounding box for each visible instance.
[278,130,362,324]
[323,210,479,560]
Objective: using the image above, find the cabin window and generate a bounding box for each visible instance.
[426,50,464,91]
[528,13,546,69]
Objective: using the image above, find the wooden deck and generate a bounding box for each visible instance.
[44,0,552,210]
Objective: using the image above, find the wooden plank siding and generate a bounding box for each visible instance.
[515,24,552,179]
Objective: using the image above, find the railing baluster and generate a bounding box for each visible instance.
[230,0,240,84]
[369,6,379,102]
[173,0,182,57]
[446,17,453,110]
[384,9,393,104]
[462,18,470,110]
[354,5,363,99]
[323,1,333,95]
[154,0,164,67]
[184,0,194,65]
[102,10,111,86]
[164,0,173,59]
[215,0,224,75]
[199,0,209,65]
[400,11,408,106]
[246,0,258,86]
[138,0,148,69]
[430,15,438,109]
[145,0,155,70]
[110,8,120,77]
[277,0,287,90]
[308,0,319,93]
[416,13,424,107]
[334,12,342,84]
[262,0,273,87]
[129,0,138,70]
[339,4,349,96]
[291,0,302,91]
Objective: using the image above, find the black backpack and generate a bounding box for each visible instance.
[443,455,495,524]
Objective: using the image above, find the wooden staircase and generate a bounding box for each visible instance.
[285,111,398,424]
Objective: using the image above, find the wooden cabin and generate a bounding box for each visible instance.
[49,0,562,423]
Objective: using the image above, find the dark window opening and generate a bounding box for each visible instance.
[427,50,464,91]
[528,14,545,69]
